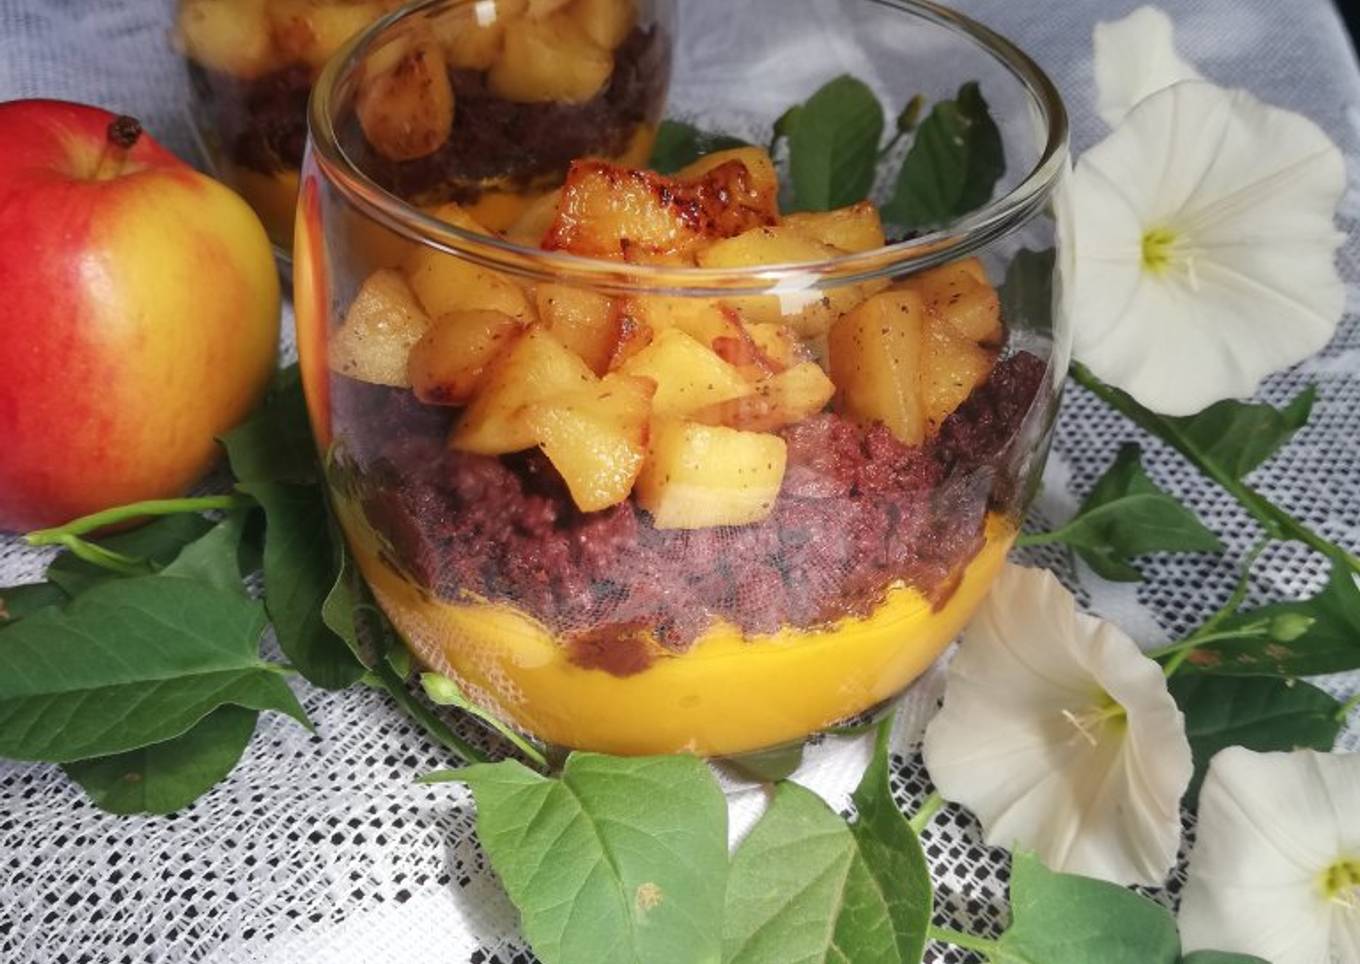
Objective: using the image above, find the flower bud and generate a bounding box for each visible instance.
[1269,612,1315,643]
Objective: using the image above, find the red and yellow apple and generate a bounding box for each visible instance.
[0,100,280,531]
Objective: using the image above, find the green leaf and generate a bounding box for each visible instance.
[241,482,364,690]
[785,75,885,211]
[446,754,728,964]
[1169,674,1342,806]
[0,581,69,624]
[1163,388,1315,480]
[1190,561,1360,676]
[0,576,308,763]
[160,511,253,595]
[648,120,748,174]
[724,722,931,964]
[46,513,214,596]
[884,81,1004,229]
[1040,444,1222,581]
[62,705,258,815]
[1180,953,1270,964]
[221,365,320,486]
[995,853,1181,964]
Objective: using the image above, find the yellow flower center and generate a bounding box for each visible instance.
[1321,859,1360,910]
[1141,227,1179,274]
[1061,695,1127,747]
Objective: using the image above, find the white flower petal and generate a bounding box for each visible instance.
[1094,6,1202,127]
[922,565,1192,886]
[1180,748,1360,964]
[1072,81,1346,415]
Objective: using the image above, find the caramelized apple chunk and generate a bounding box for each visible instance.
[783,202,885,253]
[403,205,535,321]
[434,0,527,70]
[407,309,524,405]
[898,258,1002,345]
[676,147,780,222]
[489,12,612,104]
[356,31,455,162]
[505,188,562,247]
[270,0,388,69]
[618,328,753,418]
[535,283,619,374]
[451,327,596,454]
[329,269,430,386]
[921,316,997,433]
[691,361,835,432]
[177,0,276,78]
[827,289,929,445]
[543,160,776,261]
[636,420,787,529]
[524,374,654,511]
[572,0,637,49]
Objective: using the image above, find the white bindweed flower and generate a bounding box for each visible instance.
[1070,80,1346,415]
[1093,6,1201,127]
[922,564,1192,886]
[1180,748,1360,964]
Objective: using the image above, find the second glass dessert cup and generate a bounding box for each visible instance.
[295,0,1072,758]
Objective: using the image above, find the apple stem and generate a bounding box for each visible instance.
[25,494,253,546]
[91,115,143,180]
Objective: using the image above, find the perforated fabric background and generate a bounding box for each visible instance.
[2,1,1359,962]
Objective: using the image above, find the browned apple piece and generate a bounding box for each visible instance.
[827,289,928,445]
[695,225,881,336]
[921,315,997,433]
[572,0,636,49]
[404,204,535,321]
[329,269,430,386]
[270,0,387,69]
[523,373,654,512]
[618,327,753,418]
[605,310,655,370]
[624,296,744,349]
[783,202,886,253]
[543,160,776,261]
[898,258,1002,345]
[434,0,526,70]
[489,12,612,104]
[743,322,807,371]
[691,361,835,432]
[505,188,562,247]
[676,147,780,223]
[451,327,596,454]
[177,0,276,78]
[636,419,787,529]
[406,309,524,405]
[356,31,454,162]
[536,283,619,374]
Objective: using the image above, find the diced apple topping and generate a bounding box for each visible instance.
[451,327,597,454]
[623,296,745,349]
[618,328,753,418]
[636,420,787,529]
[543,160,776,261]
[270,0,388,69]
[434,0,527,70]
[827,289,929,445]
[404,205,535,321]
[329,269,430,386]
[176,0,276,78]
[691,361,834,433]
[505,188,562,247]
[406,309,524,405]
[573,0,637,50]
[921,316,997,433]
[694,225,885,336]
[536,283,619,374]
[525,0,574,17]
[743,322,807,371]
[489,12,612,104]
[676,147,780,223]
[524,373,654,511]
[356,30,455,162]
[783,202,886,253]
[897,258,1002,345]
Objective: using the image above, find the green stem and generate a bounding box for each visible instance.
[368,663,491,766]
[1151,537,1272,676]
[1071,365,1360,575]
[1338,692,1360,723]
[927,924,999,955]
[877,130,905,161]
[26,494,253,546]
[53,533,149,575]
[910,790,945,835]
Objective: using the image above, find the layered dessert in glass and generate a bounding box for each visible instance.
[294,0,1071,756]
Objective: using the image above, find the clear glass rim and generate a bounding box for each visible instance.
[306,0,1070,296]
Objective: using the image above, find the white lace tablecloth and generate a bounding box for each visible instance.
[2,1,1359,962]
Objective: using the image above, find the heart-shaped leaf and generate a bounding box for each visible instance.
[0,581,69,625]
[160,511,253,595]
[785,75,885,211]
[221,365,320,486]
[0,576,307,762]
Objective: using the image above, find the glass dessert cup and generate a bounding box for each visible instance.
[173,0,671,253]
[296,0,1071,758]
